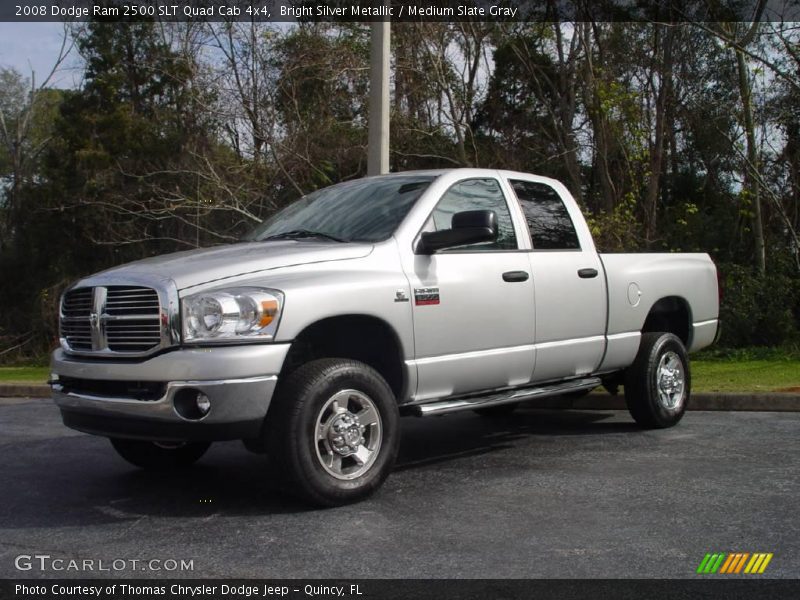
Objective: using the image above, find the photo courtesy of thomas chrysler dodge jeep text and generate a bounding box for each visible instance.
[50,169,720,505]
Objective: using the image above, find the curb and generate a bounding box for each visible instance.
[538,392,800,412]
[0,384,51,398]
[0,384,798,411]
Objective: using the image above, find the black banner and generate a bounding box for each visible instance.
[3,580,800,600]
[1,0,798,23]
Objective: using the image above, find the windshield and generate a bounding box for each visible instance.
[246,175,436,243]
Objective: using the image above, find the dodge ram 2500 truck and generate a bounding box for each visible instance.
[51,168,719,505]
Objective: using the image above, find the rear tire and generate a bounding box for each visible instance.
[625,332,690,429]
[109,438,210,470]
[266,358,400,507]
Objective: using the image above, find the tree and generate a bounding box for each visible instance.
[477,23,585,196]
[0,31,70,248]
[271,23,371,187]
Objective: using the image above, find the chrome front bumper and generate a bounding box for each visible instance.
[50,344,290,441]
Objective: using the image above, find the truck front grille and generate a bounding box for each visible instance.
[61,288,93,350]
[60,285,166,356]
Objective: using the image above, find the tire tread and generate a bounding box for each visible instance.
[624,332,690,429]
[266,358,399,506]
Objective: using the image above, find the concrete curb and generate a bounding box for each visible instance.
[0,384,51,398]
[539,392,800,412]
[1,384,798,411]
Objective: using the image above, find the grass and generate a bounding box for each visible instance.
[0,366,50,383]
[692,359,800,393]
[1,360,798,393]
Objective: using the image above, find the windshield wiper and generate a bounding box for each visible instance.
[260,229,349,243]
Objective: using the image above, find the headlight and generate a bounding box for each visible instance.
[182,287,283,343]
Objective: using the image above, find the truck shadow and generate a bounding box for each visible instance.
[2,408,640,529]
[395,408,638,472]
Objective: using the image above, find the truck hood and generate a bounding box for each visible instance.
[86,241,374,290]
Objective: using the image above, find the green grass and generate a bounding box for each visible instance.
[0,367,50,383]
[695,345,800,361]
[1,361,798,393]
[692,359,800,393]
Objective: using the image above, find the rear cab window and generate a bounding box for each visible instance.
[509,180,581,251]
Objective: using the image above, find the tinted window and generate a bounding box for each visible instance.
[247,176,434,243]
[511,180,580,250]
[426,178,517,251]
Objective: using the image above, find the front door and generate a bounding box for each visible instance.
[404,177,536,402]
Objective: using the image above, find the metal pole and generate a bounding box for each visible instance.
[367,17,390,175]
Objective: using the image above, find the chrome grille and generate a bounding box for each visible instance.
[105,286,160,316]
[60,288,93,350]
[60,285,164,355]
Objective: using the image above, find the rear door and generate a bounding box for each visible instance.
[507,178,606,381]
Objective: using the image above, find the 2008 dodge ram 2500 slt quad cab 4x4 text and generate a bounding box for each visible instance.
[51,169,719,505]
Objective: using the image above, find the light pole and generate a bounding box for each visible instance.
[367,16,390,176]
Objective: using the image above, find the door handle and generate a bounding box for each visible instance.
[578,268,599,279]
[503,270,530,282]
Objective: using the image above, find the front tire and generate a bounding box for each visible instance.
[625,332,690,429]
[109,438,210,470]
[266,358,400,507]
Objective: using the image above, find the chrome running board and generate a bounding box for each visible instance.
[409,377,602,417]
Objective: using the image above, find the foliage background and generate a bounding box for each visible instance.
[1,19,799,362]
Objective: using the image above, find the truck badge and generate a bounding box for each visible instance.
[394,290,409,302]
[414,287,440,306]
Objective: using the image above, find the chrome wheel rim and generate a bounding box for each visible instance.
[314,389,382,481]
[656,351,685,410]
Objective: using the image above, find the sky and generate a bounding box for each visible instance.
[0,22,83,87]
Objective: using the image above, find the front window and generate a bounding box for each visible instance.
[246,176,435,243]
[422,178,518,251]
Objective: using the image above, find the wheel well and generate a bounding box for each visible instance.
[642,296,691,346]
[280,315,405,400]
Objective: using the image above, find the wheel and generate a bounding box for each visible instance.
[624,332,690,429]
[266,358,400,507]
[109,438,211,470]
[474,403,518,417]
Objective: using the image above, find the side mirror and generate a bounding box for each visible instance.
[417,210,498,254]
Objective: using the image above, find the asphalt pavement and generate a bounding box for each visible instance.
[0,397,798,579]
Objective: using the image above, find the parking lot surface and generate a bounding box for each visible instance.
[0,397,798,578]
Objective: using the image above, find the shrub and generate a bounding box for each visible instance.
[718,263,799,347]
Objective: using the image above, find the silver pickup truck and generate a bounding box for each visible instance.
[51,168,719,505]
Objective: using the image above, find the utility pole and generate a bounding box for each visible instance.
[367,16,390,175]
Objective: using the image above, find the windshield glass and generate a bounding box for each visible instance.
[246,175,436,243]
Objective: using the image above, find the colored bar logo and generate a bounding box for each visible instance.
[697,552,773,574]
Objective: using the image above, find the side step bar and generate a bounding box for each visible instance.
[408,377,602,417]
